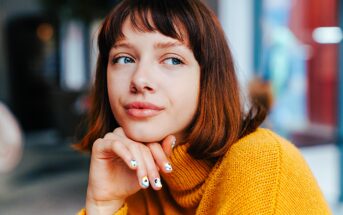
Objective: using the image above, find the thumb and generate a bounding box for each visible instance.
[161,135,176,157]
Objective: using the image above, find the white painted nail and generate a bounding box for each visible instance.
[130,160,137,168]
[171,137,176,149]
[164,163,172,172]
[141,176,149,188]
[154,178,162,188]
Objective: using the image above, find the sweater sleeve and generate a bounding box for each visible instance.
[76,204,128,215]
[76,188,165,215]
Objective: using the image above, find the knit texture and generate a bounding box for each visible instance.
[77,203,128,215]
[77,128,331,215]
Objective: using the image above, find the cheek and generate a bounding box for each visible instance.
[170,75,200,123]
[107,74,128,111]
[107,78,118,105]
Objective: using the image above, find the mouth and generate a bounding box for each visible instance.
[124,102,164,119]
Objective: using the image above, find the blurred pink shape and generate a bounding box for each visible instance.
[0,102,23,173]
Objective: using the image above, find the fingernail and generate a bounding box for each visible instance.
[141,176,149,188]
[164,163,172,172]
[171,137,176,149]
[130,160,137,168]
[154,178,162,188]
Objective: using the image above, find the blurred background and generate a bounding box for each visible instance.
[0,0,343,214]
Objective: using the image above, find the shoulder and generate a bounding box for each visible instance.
[224,128,303,168]
[209,128,303,191]
[214,128,297,186]
[232,128,296,153]
[218,128,317,185]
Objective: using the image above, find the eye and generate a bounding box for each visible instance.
[112,56,135,64]
[164,57,184,65]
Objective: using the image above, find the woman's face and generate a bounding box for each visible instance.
[107,18,200,143]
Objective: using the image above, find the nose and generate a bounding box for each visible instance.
[130,61,156,94]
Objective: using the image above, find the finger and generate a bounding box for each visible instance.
[106,130,150,189]
[161,135,176,157]
[127,143,149,189]
[104,131,140,170]
[140,147,162,190]
[92,139,137,170]
[148,142,173,174]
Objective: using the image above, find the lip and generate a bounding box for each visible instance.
[124,102,164,119]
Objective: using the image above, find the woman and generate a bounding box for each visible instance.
[77,0,331,214]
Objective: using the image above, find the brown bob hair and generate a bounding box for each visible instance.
[76,0,267,161]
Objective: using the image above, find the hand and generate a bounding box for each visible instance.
[85,127,175,215]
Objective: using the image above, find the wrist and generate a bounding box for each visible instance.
[86,197,124,215]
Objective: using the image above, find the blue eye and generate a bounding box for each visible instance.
[164,57,183,65]
[113,56,135,64]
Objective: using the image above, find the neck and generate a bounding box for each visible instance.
[161,143,214,208]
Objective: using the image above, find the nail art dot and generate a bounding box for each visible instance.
[154,178,162,188]
[164,163,172,172]
[130,160,137,168]
[141,176,149,188]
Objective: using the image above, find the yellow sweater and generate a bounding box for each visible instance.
[78,128,331,214]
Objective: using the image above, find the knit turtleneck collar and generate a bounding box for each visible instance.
[161,144,214,208]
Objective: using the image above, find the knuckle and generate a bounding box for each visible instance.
[92,138,104,151]
[93,138,103,147]
[113,127,124,135]
[128,142,141,151]
[127,143,135,151]
[140,144,150,153]
[103,132,115,139]
[111,140,121,149]
[146,142,156,150]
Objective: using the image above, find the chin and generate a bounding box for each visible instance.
[123,127,166,143]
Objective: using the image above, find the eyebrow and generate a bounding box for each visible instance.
[113,42,134,49]
[154,41,187,49]
[112,41,189,50]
